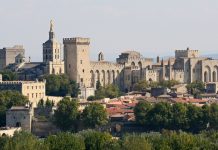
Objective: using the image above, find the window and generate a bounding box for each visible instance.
[36,93,38,98]
[32,86,34,89]
[36,86,37,89]
[80,60,82,64]
[32,93,34,98]
[81,78,83,82]
[27,86,29,89]
[83,69,85,73]
[69,64,71,68]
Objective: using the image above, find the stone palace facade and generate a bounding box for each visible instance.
[1,21,218,92]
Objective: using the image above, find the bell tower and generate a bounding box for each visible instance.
[42,20,64,74]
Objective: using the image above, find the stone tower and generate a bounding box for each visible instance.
[63,37,91,87]
[43,20,64,74]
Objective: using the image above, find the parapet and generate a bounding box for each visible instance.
[63,37,90,45]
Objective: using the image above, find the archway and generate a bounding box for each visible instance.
[90,70,95,87]
[102,70,105,87]
[213,71,216,82]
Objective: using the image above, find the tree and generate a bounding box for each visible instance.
[37,99,44,108]
[94,84,122,100]
[121,134,152,150]
[146,102,172,130]
[186,81,205,98]
[96,80,101,90]
[87,96,95,101]
[0,70,18,81]
[159,80,180,89]
[133,80,149,91]
[82,103,108,128]
[54,97,79,131]
[45,98,53,108]
[186,104,207,132]
[0,90,28,126]
[134,101,152,125]
[3,131,46,150]
[69,80,80,97]
[171,103,188,130]
[45,132,85,150]
[208,103,218,129]
[42,74,80,97]
[80,130,112,150]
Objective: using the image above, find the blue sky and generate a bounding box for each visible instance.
[1,0,218,61]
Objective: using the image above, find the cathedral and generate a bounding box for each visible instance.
[5,20,64,80]
[2,21,218,93]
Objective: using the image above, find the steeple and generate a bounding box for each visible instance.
[49,20,55,39]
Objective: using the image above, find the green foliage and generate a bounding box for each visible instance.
[80,130,113,150]
[171,103,188,130]
[42,74,80,97]
[37,99,44,108]
[96,80,101,90]
[2,130,218,150]
[45,132,85,150]
[87,95,95,101]
[134,102,218,133]
[0,70,18,81]
[146,102,172,130]
[94,84,121,100]
[159,80,180,88]
[133,80,149,91]
[54,97,79,131]
[186,81,205,98]
[133,80,179,91]
[82,103,108,128]
[0,90,28,126]
[208,103,218,130]
[45,98,54,108]
[134,101,152,125]
[121,134,152,150]
[3,131,46,150]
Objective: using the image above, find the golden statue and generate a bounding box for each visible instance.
[50,20,54,32]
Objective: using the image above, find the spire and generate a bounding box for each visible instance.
[49,19,55,39]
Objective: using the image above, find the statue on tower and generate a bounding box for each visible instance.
[50,20,54,32]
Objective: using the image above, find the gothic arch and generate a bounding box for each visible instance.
[204,65,211,82]
[90,70,95,87]
[101,70,105,87]
[138,61,142,79]
[96,70,100,82]
[131,62,135,68]
[214,66,218,82]
[213,71,216,82]
[116,70,120,85]
[107,70,110,85]
[112,70,115,84]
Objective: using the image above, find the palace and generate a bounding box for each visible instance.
[1,21,218,93]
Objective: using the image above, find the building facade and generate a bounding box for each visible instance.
[4,20,64,80]
[0,77,46,107]
[63,37,218,93]
[0,45,25,70]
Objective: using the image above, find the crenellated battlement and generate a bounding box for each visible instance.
[90,61,124,68]
[63,37,90,45]
[175,48,199,58]
[147,70,156,73]
[173,69,184,73]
